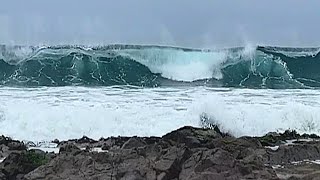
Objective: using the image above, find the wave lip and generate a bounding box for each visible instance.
[0,44,320,89]
[118,48,227,82]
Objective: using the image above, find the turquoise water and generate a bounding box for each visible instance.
[1,45,319,88]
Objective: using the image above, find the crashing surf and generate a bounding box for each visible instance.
[0,44,319,88]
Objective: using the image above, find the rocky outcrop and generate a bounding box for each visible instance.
[0,136,53,180]
[0,135,26,160]
[1,126,320,179]
[259,130,319,146]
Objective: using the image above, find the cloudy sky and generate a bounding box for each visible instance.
[0,0,319,48]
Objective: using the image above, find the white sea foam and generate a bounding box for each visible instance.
[0,87,320,141]
[119,49,228,81]
[0,45,34,63]
[196,89,320,136]
[118,45,260,82]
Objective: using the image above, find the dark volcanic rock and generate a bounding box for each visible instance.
[0,136,51,179]
[0,136,26,150]
[179,145,276,179]
[162,126,224,148]
[121,137,146,149]
[24,126,278,180]
[58,136,98,150]
[7,141,26,151]
[93,136,131,150]
[76,136,98,144]
[267,142,320,165]
[258,130,320,147]
[2,126,320,179]
[0,172,5,180]
[275,162,320,180]
[0,136,26,160]
[0,150,49,180]
[59,143,81,155]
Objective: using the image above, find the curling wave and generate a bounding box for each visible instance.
[0,44,319,88]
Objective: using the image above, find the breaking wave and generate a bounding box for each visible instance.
[0,44,319,89]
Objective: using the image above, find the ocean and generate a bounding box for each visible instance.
[0,44,320,141]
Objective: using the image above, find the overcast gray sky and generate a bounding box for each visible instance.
[0,0,319,48]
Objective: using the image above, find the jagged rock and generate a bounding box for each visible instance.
[25,151,97,180]
[267,142,320,165]
[0,136,27,162]
[52,139,59,144]
[0,151,49,180]
[2,126,320,179]
[24,126,278,180]
[258,132,285,146]
[154,146,191,179]
[179,147,277,180]
[258,130,320,147]
[0,136,26,150]
[0,145,9,159]
[0,136,9,145]
[25,149,157,180]
[0,172,5,180]
[7,141,26,151]
[162,126,223,148]
[59,143,81,155]
[96,136,131,150]
[275,162,320,180]
[58,136,98,150]
[143,136,161,145]
[76,136,97,144]
[101,144,109,151]
[121,137,146,149]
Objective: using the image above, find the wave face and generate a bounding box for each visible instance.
[0,44,319,88]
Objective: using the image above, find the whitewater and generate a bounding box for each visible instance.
[1,44,320,141]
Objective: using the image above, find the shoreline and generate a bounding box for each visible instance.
[1,126,320,179]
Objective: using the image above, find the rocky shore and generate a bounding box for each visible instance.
[1,126,320,180]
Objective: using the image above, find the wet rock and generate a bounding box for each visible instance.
[24,151,96,180]
[26,148,156,180]
[258,132,285,146]
[7,141,26,151]
[52,139,59,144]
[97,136,131,149]
[0,145,9,159]
[0,136,26,150]
[76,136,97,144]
[59,143,81,155]
[179,147,277,180]
[0,172,5,180]
[101,144,109,151]
[304,133,320,139]
[0,136,27,162]
[143,136,161,145]
[0,150,49,180]
[154,146,191,179]
[0,136,9,145]
[121,137,146,149]
[258,130,320,147]
[162,126,223,148]
[3,126,320,179]
[275,162,320,180]
[58,136,98,150]
[281,130,300,140]
[267,142,320,165]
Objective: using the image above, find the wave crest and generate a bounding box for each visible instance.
[0,44,320,88]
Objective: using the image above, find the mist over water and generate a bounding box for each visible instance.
[1,0,320,47]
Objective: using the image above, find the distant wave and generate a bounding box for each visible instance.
[0,44,319,88]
